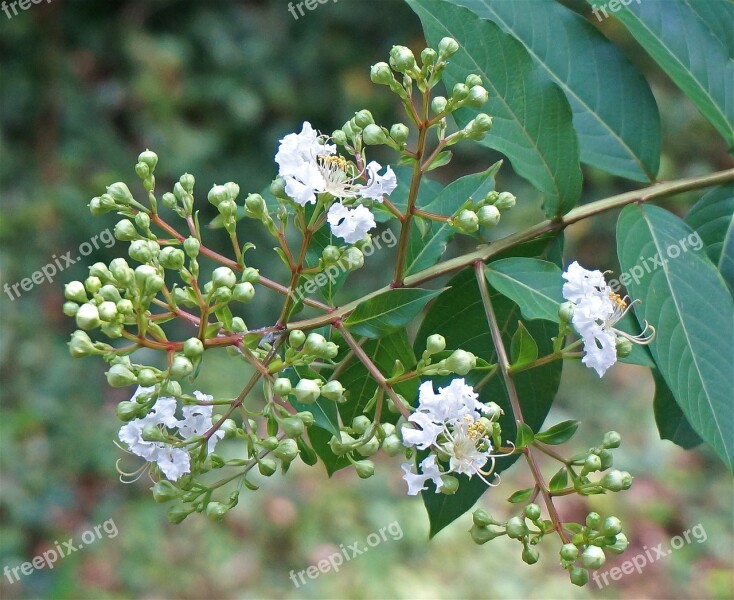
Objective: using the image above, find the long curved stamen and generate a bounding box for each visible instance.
[116,458,150,483]
[615,322,656,345]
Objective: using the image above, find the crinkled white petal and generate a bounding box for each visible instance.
[402,412,444,450]
[284,162,327,206]
[179,393,224,454]
[401,455,443,495]
[562,261,609,305]
[415,378,483,425]
[327,202,375,244]
[154,446,191,481]
[275,121,335,176]
[359,161,397,202]
[581,327,617,377]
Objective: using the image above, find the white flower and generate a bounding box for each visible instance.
[275,121,334,175]
[327,202,376,244]
[359,161,397,201]
[154,446,191,481]
[401,411,443,450]
[562,261,654,377]
[118,394,178,462]
[444,417,494,476]
[401,455,444,495]
[178,391,224,454]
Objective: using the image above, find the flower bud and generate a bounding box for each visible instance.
[109,258,133,286]
[470,524,503,545]
[452,83,469,101]
[99,285,121,303]
[138,149,158,171]
[381,434,403,456]
[586,512,601,529]
[85,276,102,294]
[560,543,579,561]
[106,182,134,206]
[273,439,299,463]
[161,192,177,209]
[446,349,476,375]
[472,509,494,527]
[282,416,305,438]
[304,332,328,355]
[63,301,79,317]
[522,546,540,565]
[152,480,181,503]
[439,475,459,494]
[245,193,267,218]
[183,237,200,258]
[232,282,255,303]
[421,47,437,66]
[207,185,229,207]
[620,471,633,489]
[615,336,633,358]
[106,364,137,388]
[294,379,321,404]
[523,503,541,521]
[137,368,158,387]
[170,355,194,379]
[212,267,236,289]
[68,330,96,357]
[455,209,479,233]
[569,567,588,587]
[354,109,374,128]
[273,377,292,397]
[241,267,260,283]
[438,37,460,58]
[607,533,628,555]
[362,124,388,146]
[329,431,355,455]
[331,129,348,146]
[351,415,371,435]
[558,301,575,322]
[88,265,113,286]
[370,62,394,85]
[477,205,501,227]
[494,191,516,211]
[324,342,339,359]
[183,337,204,359]
[597,448,613,470]
[389,123,409,144]
[582,454,602,474]
[354,460,375,479]
[135,213,151,231]
[474,113,494,132]
[356,436,380,457]
[600,469,625,492]
[601,516,622,537]
[389,46,416,73]
[76,303,101,330]
[602,431,622,449]
[129,239,155,263]
[116,400,142,421]
[466,85,489,107]
[426,334,446,354]
[465,74,483,88]
[135,265,164,295]
[98,301,118,322]
[260,436,280,451]
[65,281,88,303]
[206,501,229,522]
[341,247,364,270]
[179,173,195,193]
[224,182,240,200]
[289,330,306,348]
[297,411,314,427]
[581,545,606,570]
[506,516,529,539]
[159,247,186,270]
[217,199,236,220]
[320,380,344,402]
[322,245,341,265]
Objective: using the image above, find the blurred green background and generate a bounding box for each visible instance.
[0,1,732,598]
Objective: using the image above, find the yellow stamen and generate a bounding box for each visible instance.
[609,292,627,309]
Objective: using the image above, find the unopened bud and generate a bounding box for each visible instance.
[560,543,579,561]
[170,355,194,379]
[477,205,500,227]
[439,474,459,494]
[65,281,88,303]
[494,191,516,211]
[426,334,446,354]
[381,434,403,456]
[289,330,306,348]
[114,219,138,241]
[183,237,200,258]
[569,567,589,587]
[106,364,137,388]
[354,460,375,479]
[362,124,388,146]
[581,545,606,570]
[68,330,96,357]
[76,303,101,330]
[559,301,575,322]
[320,380,344,402]
[232,282,255,303]
[602,431,622,449]
[106,182,134,206]
[304,333,328,355]
[273,377,292,397]
[353,109,374,128]
[506,516,529,539]
[138,149,158,171]
[455,209,479,233]
[152,480,180,503]
[446,349,476,375]
[159,247,185,270]
[389,46,416,73]
[294,379,321,404]
[370,62,394,85]
[466,85,489,107]
[615,336,633,358]
[356,436,380,457]
[208,185,229,207]
[281,416,305,438]
[245,193,267,218]
[212,267,236,289]
[522,546,540,565]
[273,439,299,463]
[183,337,204,359]
[389,123,409,144]
[438,37,460,59]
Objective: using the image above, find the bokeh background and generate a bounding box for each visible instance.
[1,1,732,598]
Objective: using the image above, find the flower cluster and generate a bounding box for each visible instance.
[401,379,506,495]
[562,261,654,377]
[119,387,224,481]
[275,121,397,243]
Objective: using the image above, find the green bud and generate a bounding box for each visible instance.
[232,282,255,303]
[116,400,142,421]
[137,368,158,387]
[466,85,489,107]
[446,349,476,375]
[106,364,137,388]
[620,471,633,490]
[602,431,622,449]
[329,431,355,456]
[582,454,602,474]
[421,47,437,66]
[381,434,403,457]
[63,301,79,317]
[607,533,629,555]
[426,334,446,354]
[470,524,503,545]
[76,303,101,330]
[389,46,416,73]
[294,379,321,404]
[281,416,305,438]
[320,380,344,402]
[221,419,238,439]
[159,247,186,270]
[477,205,501,228]
[506,516,529,540]
[207,185,229,207]
[89,263,114,283]
[217,198,236,220]
[138,149,158,171]
[324,342,339,359]
[304,333,328,356]
[116,299,133,314]
[224,182,240,201]
[601,516,622,537]
[569,567,589,587]
[206,501,229,522]
[439,475,459,494]
[135,213,151,231]
[273,439,299,463]
[65,281,88,303]
[452,83,469,101]
[581,545,606,570]
[183,237,200,258]
[99,284,121,303]
[85,276,102,294]
[106,182,134,206]
[135,161,150,180]
[362,124,388,146]
[341,247,364,270]
[161,192,177,209]
[241,267,260,283]
[354,109,374,128]
[179,173,195,193]
[331,129,348,146]
[152,480,181,503]
[431,96,448,114]
[135,265,164,295]
[270,176,288,200]
[183,337,204,359]
[109,258,134,286]
[167,505,193,524]
[438,37,460,59]
[601,469,626,491]
[296,411,314,427]
[558,301,575,322]
[370,62,395,85]
[615,336,633,358]
[494,191,516,211]
[212,266,236,289]
[586,512,602,529]
[351,415,371,434]
[98,300,117,322]
[289,330,306,348]
[68,330,96,358]
[472,509,494,527]
[170,355,194,379]
[273,377,292,396]
[465,74,483,88]
[455,209,479,233]
[560,543,579,562]
[321,245,341,265]
[524,503,542,521]
[354,460,375,479]
[245,193,267,218]
[129,239,155,263]
[389,123,409,144]
[522,546,540,565]
[356,436,380,457]
[473,113,494,132]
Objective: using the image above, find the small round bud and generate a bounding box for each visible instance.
[601,469,625,491]
[106,364,137,388]
[389,45,416,73]
[569,567,589,587]
[270,176,288,199]
[354,460,375,479]
[245,193,267,218]
[607,533,629,555]
[560,543,579,561]
[494,191,516,211]
[273,439,299,463]
[322,245,341,265]
[351,415,371,434]
[597,448,614,470]
[581,545,606,570]
[470,524,502,545]
[63,301,79,317]
[65,281,88,303]
[217,199,236,220]
[329,431,355,456]
[224,182,240,200]
[68,330,96,357]
[179,173,195,192]
[76,303,101,330]
[426,334,446,354]
[421,47,437,66]
[273,377,292,397]
[601,516,622,537]
[99,284,121,303]
[159,247,186,270]
[620,471,633,490]
[129,239,155,264]
[134,265,164,294]
[477,205,500,227]
[304,333,328,356]
[586,512,602,529]
[84,276,102,294]
[208,185,229,207]
[106,182,134,206]
[340,247,364,270]
[354,109,374,128]
[183,337,204,359]
[117,299,134,314]
[152,480,180,503]
[138,149,158,171]
[183,237,200,258]
[362,124,388,146]
[161,192,177,209]
[320,380,344,402]
[389,123,409,144]
[522,546,540,565]
[331,129,348,146]
[370,62,394,85]
[294,379,321,404]
[506,516,529,539]
[297,411,314,427]
[473,113,494,132]
[232,282,255,303]
[466,85,489,107]
[452,83,469,101]
[559,301,575,322]
[438,37,460,59]
[615,336,633,358]
[116,400,142,421]
[523,503,541,521]
[455,209,479,233]
[170,355,194,379]
[473,509,494,527]
[137,368,158,387]
[289,330,306,348]
[206,501,229,522]
[109,258,134,286]
[135,213,151,231]
[259,436,279,451]
[439,475,459,494]
[98,301,118,322]
[446,349,476,375]
[242,267,260,283]
[465,74,483,88]
[381,434,403,456]
[114,219,138,241]
[582,454,602,474]
[356,436,380,458]
[324,342,339,358]
[281,416,305,438]
[602,431,622,449]
[212,267,236,289]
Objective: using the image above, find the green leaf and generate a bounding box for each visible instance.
[720,215,734,296]
[510,322,538,368]
[407,0,582,217]
[425,150,453,172]
[449,0,660,182]
[485,258,564,323]
[414,267,563,537]
[344,288,443,339]
[507,488,534,503]
[617,204,734,471]
[535,420,579,446]
[549,467,569,492]
[406,165,499,275]
[588,0,734,149]
[684,184,734,266]
[653,370,703,450]
[515,422,535,449]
